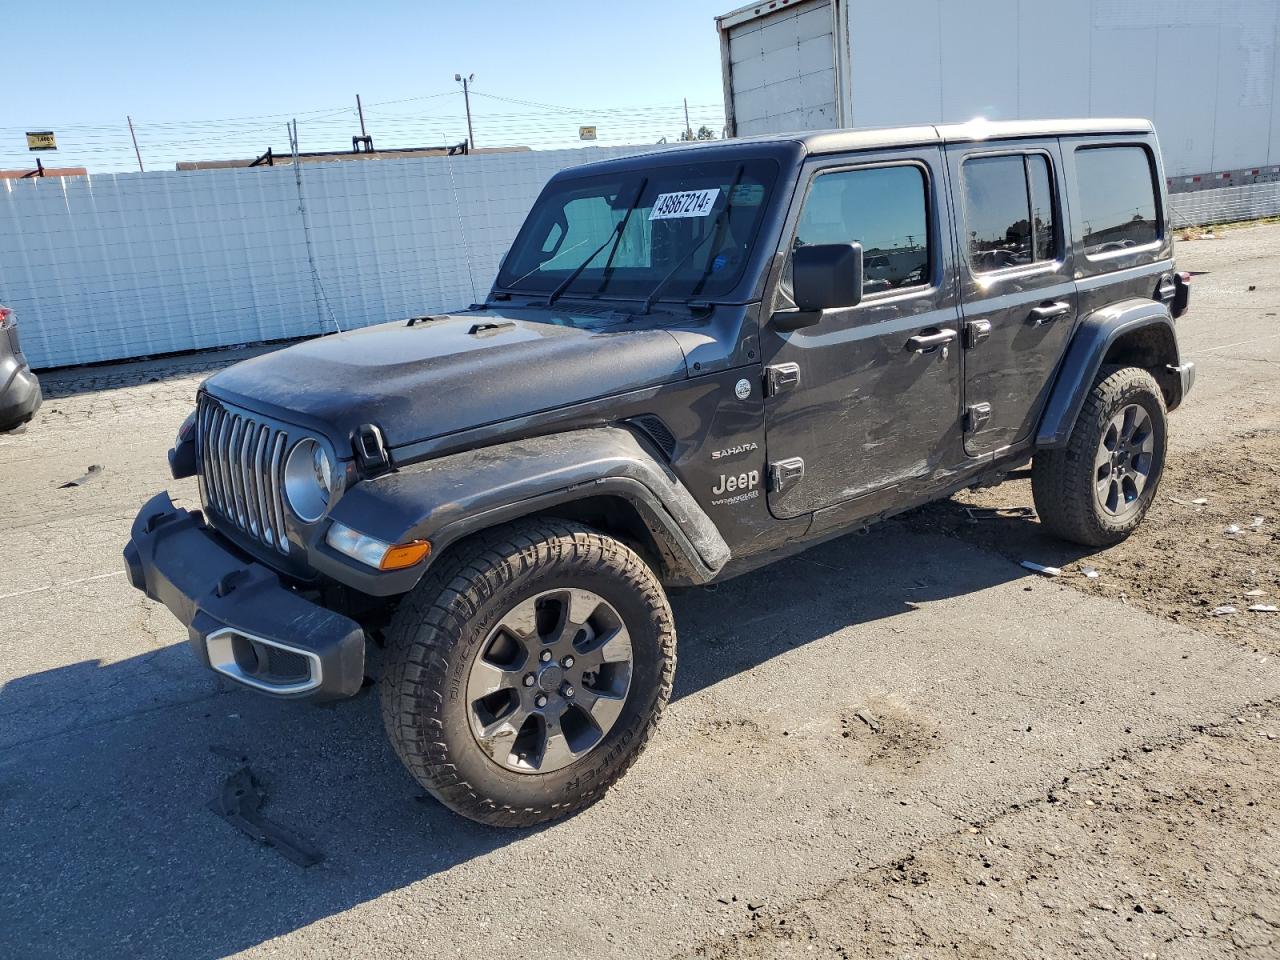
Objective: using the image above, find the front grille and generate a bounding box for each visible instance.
[196,395,291,555]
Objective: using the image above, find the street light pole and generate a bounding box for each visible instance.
[454,73,476,149]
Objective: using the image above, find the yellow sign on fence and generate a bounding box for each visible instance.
[26,131,57,151]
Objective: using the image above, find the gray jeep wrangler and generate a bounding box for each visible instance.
[125,118,1194,826]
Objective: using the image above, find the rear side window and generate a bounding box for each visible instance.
[1074,146,1159,256]
[961,153,1058,273]
[793,164,930,295]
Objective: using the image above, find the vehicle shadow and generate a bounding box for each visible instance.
[0,517,1073,960]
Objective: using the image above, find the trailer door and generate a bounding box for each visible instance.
[720,0,839,137]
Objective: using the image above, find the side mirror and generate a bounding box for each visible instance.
[792,242,863,313]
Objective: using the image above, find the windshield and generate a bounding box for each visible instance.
[496,157,778,303]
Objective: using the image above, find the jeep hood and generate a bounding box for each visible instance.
[204,310,689,450]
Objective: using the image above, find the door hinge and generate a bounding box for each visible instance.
[964,403,992,434]
[764,362,801,397]
[964,319,992,348]
[769,457,805,493]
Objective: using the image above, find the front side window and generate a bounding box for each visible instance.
[1074,145,1160,256]
[962,153,1058,273]
[791,164,930,295]
[496,158,778,304]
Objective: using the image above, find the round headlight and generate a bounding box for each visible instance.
[284,439,335,522]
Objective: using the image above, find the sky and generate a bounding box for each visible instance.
[1,0,734,173]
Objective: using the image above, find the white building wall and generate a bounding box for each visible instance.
[0,146,650,369]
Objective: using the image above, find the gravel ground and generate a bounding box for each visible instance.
[1,225,1278,959]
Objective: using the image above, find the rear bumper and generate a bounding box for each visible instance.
[0,356,41,431]
[123,492,365,701]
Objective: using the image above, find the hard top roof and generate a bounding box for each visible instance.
[791,117,1154,154]
[551,118,1154,180]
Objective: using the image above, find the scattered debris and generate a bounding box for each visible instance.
[208,766,324,867]
[1249,605,1278,614]
[1224,524,1242,535]
[1191,498,1209,505]
[964,505,1035,521]
[855,709,883,734]
[1167,496,1188,505]
[1021,561,1062,577]
[1245,589,1266,598]
[1210,606,1238,617]
[59,464,104,488]
[1081,566,1100,579]
[1250,516,1265,528]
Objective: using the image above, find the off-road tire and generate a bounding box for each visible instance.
[380,518,676,827]
[1032,364,1168,547]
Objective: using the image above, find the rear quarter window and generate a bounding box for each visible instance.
[1074,145,1160,257]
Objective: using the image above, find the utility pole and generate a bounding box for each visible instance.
[356,94,367,138]
[455,73,476,149]
[683,98,693,141]
[127,115,144,172]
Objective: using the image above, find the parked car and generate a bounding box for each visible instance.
[125,118,1194,826]
[0,305,42,432]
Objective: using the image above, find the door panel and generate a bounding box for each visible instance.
[947,141,1077,456]
[761,148,963,520]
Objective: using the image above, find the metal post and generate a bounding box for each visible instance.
[356,94,367,138]
[455,73,476,149]
[127,115,144,172]
[684,98,693,141]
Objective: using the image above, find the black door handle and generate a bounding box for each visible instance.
[905,328,957,353]
[1029,301,1070,325]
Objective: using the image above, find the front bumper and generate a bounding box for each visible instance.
[124,492,365,700]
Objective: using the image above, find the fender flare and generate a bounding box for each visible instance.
[318,426,730,595]
[1036,299,1184,450]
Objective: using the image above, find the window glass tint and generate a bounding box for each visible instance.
[1075,146,1159,255]
[794,165,929,294]
[497,158,777,302]
[1028,155,1057,262]
[962,153,1058,272]
[964,156,1032,271]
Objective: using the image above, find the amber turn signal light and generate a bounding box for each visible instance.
[379,539,431,571]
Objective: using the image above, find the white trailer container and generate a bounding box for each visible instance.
[716,0,1280,187]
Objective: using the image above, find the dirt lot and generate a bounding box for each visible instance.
[1,225,1278,960]
[909,430,1280,655]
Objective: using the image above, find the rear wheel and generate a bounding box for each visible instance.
[1032,365,1168,547]
[380,519,675,827]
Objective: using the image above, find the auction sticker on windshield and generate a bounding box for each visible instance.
[650,188,720,220]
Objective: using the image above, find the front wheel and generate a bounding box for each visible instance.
[1032,365,1168,547]
[380,519,676,827]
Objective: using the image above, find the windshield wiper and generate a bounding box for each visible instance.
[544,179,647,308]
[640,165,745,315]
[595,177,647,294]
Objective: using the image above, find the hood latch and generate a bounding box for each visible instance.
[353,423,392,477]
